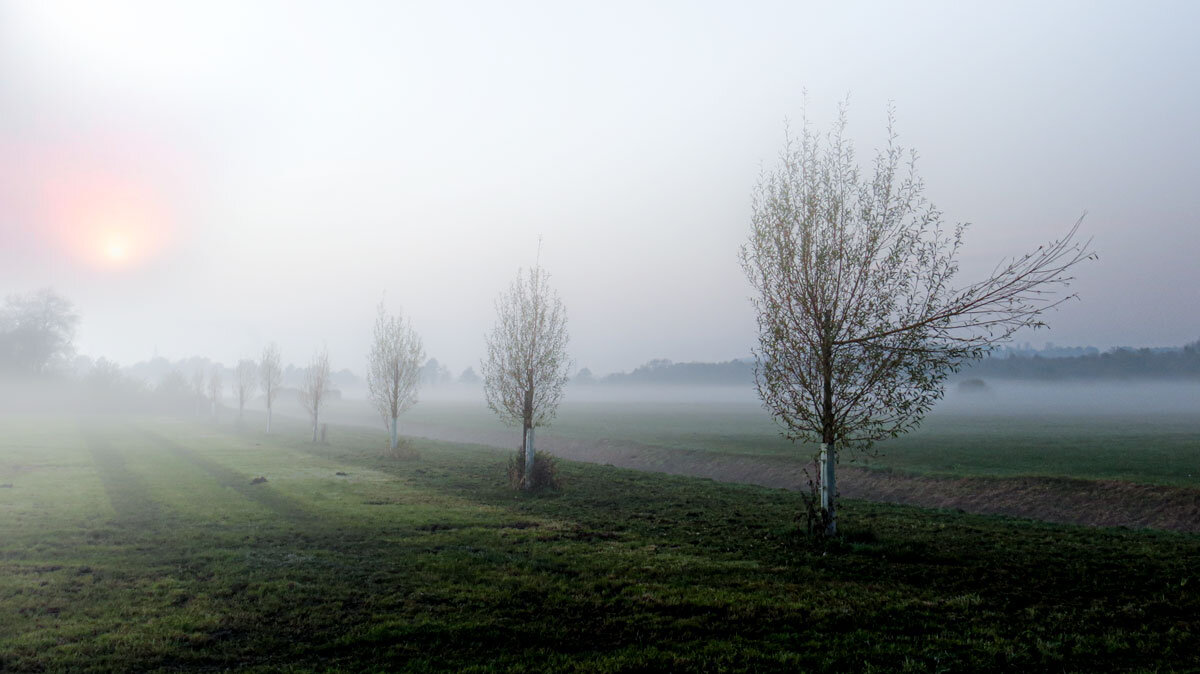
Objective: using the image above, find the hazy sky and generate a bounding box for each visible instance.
[2,0,1198,376]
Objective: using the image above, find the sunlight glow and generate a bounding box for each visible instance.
[103,237,129,263]
[43,169,173,271]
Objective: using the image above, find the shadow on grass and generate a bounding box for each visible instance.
[138,428,317,524]
[81,425,163,528]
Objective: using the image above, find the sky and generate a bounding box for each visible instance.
[1,0,1198,376]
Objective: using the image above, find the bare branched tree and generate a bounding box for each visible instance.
[190,369,205,417]
[299,347,331,443]
[260,342,283,433]
[234,359,258,424]
[741,103,1095,536]
[206,364,223,420]
[482,263,571,490]
[367,301,425,451]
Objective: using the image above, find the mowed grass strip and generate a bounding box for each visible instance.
[0,415,1195,672]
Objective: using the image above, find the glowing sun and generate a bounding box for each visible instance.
[43,171,173,270]
[103,236,130,263]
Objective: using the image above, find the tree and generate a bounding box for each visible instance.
[459,366,480,385]
[156,370,191,412]
[420,358,452,388]
[234,359,258,423]
[0,288,79,375]
[260,343,283,433]
[299,347,331,443]
[481,263,571,490]
[207,364,223,419]
[366,302,424,451]
[740,104,1094,536]
[86,357,124,391]
[190,369,205,417]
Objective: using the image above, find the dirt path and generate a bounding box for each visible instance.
[399,421,1200,534]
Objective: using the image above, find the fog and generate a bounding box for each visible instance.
[2,1,1199,378]
[410,379,1200,416]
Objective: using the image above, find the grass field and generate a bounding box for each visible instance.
[395,396,1200,488]
[1,414,1198,672]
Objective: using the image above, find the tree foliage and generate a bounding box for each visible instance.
[0,289,79,375]
[482,265,571,431]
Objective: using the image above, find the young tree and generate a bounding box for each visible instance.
[741,104,1094,535]
[234,359,258,423]
[366,302,425,451]
[260,342,283,433]
[206,364,223,420]
[299,347,331,443]
[481,263,571,490]
[190,369,205,417]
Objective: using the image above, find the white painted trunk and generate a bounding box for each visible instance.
[820,442,837,535]
[524,426,536,490]
[312,414,319,443]
[266,408,272,434]
[390,416,398,450]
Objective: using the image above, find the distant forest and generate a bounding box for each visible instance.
[589,340,1200,386]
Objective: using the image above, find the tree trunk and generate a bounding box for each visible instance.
[522,385,535,490]
[524,425,536,490]
[312,413,319,443]
[390,416,398,450]
[820,442,836,536]
[820,325,837,536]
[266,406,272,434]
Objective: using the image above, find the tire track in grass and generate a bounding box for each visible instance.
[138,430,317,524]
[81,428,163,527]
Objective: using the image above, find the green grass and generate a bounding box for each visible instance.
[1,414,1198,672]
[401,399,1200,487]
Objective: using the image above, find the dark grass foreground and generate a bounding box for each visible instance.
[0,417,1197,672]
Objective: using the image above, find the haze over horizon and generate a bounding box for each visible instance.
[3,1,1198,376]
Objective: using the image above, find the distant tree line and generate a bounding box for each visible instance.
[576,341,1200,388]
[960,340,1200,380]
[588,359,755,387]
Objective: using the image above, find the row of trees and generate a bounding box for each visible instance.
[7,103,1095,525]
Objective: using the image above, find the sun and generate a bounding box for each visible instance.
[42,170,173,271]
[103,236,130,263]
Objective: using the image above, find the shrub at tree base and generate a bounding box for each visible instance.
[386,438,420,461]
[507,449,561,491]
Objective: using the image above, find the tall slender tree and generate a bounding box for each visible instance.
[482,262,571,490]
[190,368,205,418]
[299,347,331,443]
[741,103,1094,535]
[260,343,283,433]
[233,359,258,424]
[206,364,223,420]
[366,301,424,451]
